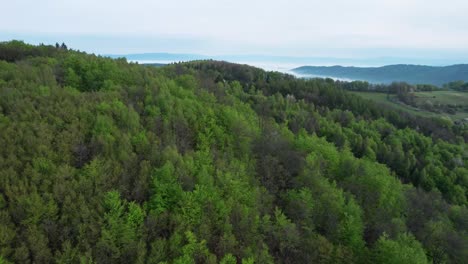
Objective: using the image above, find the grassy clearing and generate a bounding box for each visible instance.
[351,91,468,122]
[414,91,468,106]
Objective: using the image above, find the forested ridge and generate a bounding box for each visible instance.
[0,41,467,263]
[292,64,468,86]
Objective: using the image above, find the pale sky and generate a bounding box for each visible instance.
[1,0,468,60]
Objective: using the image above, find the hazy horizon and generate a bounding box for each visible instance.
[2,37,468,70]
[2,0,468,66]
[2,34,468,67]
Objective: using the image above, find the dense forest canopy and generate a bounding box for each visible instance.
[0,41,467,263]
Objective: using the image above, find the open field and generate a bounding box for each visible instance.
[351,91,468,122]
[414,91,468,106]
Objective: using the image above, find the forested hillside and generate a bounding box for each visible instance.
[292,64,468,86]
[0,41,467,264]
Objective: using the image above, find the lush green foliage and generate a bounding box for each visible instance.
[444,80,468,92]
[0,41,467,263]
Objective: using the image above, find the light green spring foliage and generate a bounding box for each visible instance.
[0,41,466,263]
[373,233,429,264]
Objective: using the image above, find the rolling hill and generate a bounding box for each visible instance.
[292,64,468,86]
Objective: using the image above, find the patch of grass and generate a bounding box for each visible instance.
[414,91,468,106]
[351,91,468,122]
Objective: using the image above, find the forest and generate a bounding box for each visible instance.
[0,40,467,263]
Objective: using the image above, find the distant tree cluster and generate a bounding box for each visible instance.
[55,42,68,50]
[444,80,468,92]
[0,41,466,263]
[338,80,439,93]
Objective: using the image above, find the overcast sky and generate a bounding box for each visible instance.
[1,0,468,60]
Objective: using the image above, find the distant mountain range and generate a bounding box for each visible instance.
[106,53,468,68]
[107,53,208,62]
[107,53,468,86]
[292,64,468,86]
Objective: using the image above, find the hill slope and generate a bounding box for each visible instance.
[0,41,467,263]
[292,64,468,86]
